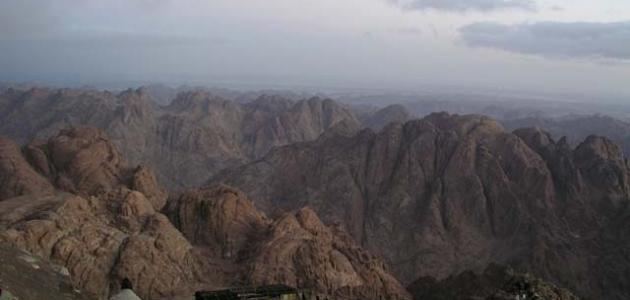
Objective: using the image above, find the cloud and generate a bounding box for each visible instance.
[459,21,630,60]
[0,0,61,38]
[390,0,536,12]
[397,27,423,35]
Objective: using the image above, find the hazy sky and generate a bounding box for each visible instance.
[0,0,629,98]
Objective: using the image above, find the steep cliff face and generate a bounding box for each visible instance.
[215,112,630,299]
[0,88,361,189]
[0,129,408,300]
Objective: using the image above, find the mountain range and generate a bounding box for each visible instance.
[0,87,363,189]
[0,127,408,299]
[1,86,629,299]
[214,112,630,299]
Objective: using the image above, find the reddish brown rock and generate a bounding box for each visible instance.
[215,113,630,299]
[0,130,408,300]
[167,185,410,299]
[0,191,199,300]
[4,127,168,211]
[0,137,54,200]
[131,165,168,210]
[0,131,193,299]
[42,127,129,195]
[249,207,410,299]
[167,184,269,257]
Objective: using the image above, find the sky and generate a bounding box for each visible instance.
[0,0,629,98]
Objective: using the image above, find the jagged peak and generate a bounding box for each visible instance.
[318,119,363,140]
[116,87,153,104]
[575,134,625,163]
[168,90,237,113]
[295,207,329,236]
[513,127,555,150]
[247,94,295,111]
[423,112,505,136]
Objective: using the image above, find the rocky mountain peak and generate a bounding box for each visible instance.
[359,104,413,130]
[1,126,167,212]
[214,112,630,299]
[0,136,55,200]
[423,112,505,136]
[0,87,366,189]
[245,94,295,112]
[575,134,625,163]
[1,131,412,300]
[38,127,128,195]
[167,184,269,254]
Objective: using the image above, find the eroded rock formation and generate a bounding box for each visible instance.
[167,185,410,299]
[0,129,407,300]
[215,112,630,299]
[0,88,361,189]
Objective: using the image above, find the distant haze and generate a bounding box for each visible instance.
[0,0,629,98]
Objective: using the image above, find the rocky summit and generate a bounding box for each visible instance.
[0,128,408,300]
[214,112,630,299]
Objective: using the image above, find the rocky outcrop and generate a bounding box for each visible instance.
[1,127,166,206]
[0,137,54,200]
[167,184,410,299]
[0,191,200,300]
[0,130,408,300]
[0,128,197,299]
[130,166,168,211]
[215,112,630,299]
[31,127,130,195]
[0,243,89,300]
[408,264,578,300]
[249,207,409,299]
[167,185,269,257]
[0,88,361,189]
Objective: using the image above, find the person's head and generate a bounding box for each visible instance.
[121,278,133,290]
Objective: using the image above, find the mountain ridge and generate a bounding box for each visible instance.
[0,127,408,299]
[0,87,362,189]
[213,112,630,299]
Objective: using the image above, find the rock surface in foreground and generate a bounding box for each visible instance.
[0,243,88,300]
